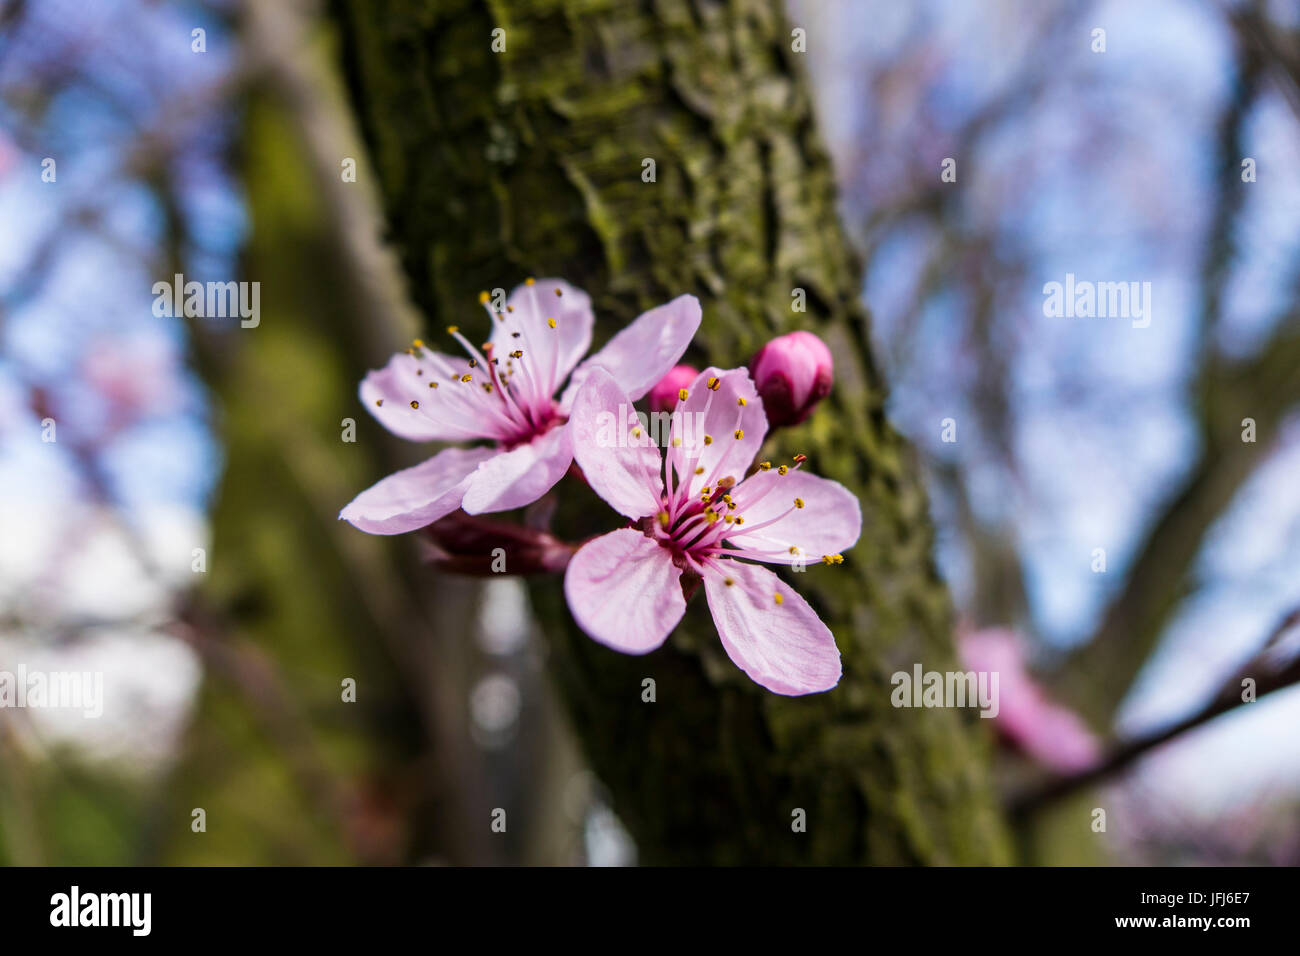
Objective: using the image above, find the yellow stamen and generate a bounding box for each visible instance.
[704,435,713,446]
[525,277,536,286]
[375,399,384,407]
[695,466,704,474]
[679,388,689,401]
[794,498,805,509]
[759,461,772,471]
[733,429,744,440]
[724,577,735,586]
[478,291,490,304]
[737,397,747,406]
[409,400,419,409]
[706,376,720,391]
[774,593,784,606]
[447,325,459,334]
[778,464,789,475]
[547,317,557,329]
[412,338,425,348]
[429,382,438,389]
[658,511,670,528]
[632,427,643,438]
[461,374,473,383]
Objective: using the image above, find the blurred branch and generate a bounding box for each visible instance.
[1011,607,1300,816]
[1061,313,1300,728]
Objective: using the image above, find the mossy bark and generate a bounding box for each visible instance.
[333,0,1009,863]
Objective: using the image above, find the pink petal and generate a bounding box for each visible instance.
[725,471,861,564]
[564,529,685,654]
[339,446,496,535]
[703,559,841,695]
[361,351,500,442]
[671,367,767,498]
[490,278,594,399]
[460,423,574,514]
[568,367,663,520]
[564,294,701,405]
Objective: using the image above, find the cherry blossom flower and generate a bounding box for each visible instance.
[563,365,861,695]
[960,628,1101,772]
[341,279,700,534]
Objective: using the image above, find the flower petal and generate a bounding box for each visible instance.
[725,471,861,564]
[490,278,594,399]
[339,446,496,535]
[568,366,663,520]
[671,367,767,499]
[460,423,574,514]
[703,559,841,695]
[564,529,685,654]
[361,351,501,442]
[564,294,701,405]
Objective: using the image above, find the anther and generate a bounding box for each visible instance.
[706,376,720,391]
[724,577,735,586]
[679,388,689,402]
[793,454,807,464]
[774,593,784,605]
[525,277,535,286]
[778,465,789,475]
[733,429,744,440]
[658,511,670,528]
[547,317,557,329]
[737,397,747,406]
[794,498,805,509]
[461,374,473,383]
[704,435,713,445]
[375,399,384,407]
[409,400,419,409]
[478,291,490,304]
[447,325,459,334]
[759,461,772,471]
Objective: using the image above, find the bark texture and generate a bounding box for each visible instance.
[333,0,1009,863]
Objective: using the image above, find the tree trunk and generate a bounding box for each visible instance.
[333,0,1009,864]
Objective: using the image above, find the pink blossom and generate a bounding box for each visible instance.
[341,280,701,534]
[960,628,1101,773]
[750,330,833,427]
[563,366,861,695]
[647,364,699,414]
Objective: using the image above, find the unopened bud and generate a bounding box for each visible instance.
[750,331,832,427]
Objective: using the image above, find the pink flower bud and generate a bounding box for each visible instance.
[750,331,833,427]
[648,364,699,414]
